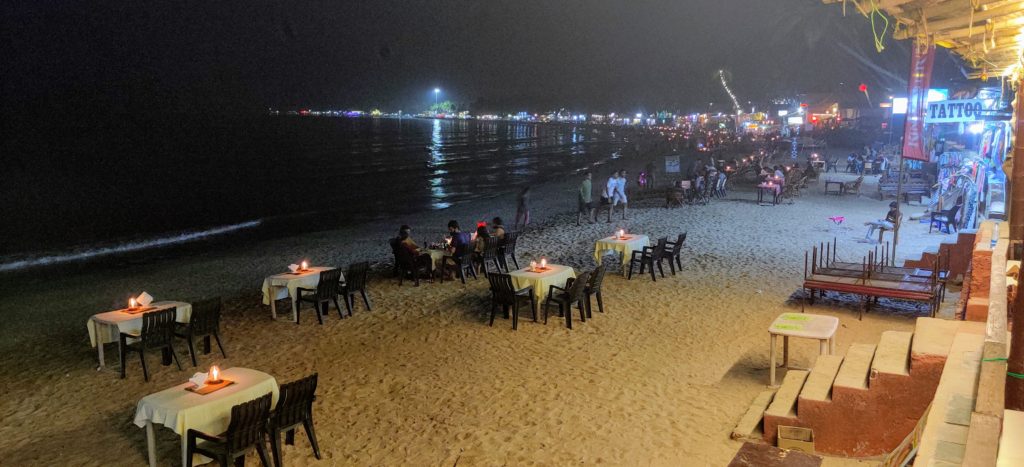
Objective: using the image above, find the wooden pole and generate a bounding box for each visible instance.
[1006,77,1024,410]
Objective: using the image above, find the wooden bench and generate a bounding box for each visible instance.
[878,181,930,204]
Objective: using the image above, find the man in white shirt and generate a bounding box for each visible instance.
[614,169,629,220]
[605,171,619,222]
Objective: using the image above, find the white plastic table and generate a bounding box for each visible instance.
[768,312,839,386]
[87,300,192,370]
[261,267,338,322]
[594,234,650,274]
[134,367,279,467]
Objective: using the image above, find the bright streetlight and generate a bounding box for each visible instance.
[434,88,440,108]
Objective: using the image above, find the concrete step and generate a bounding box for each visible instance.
[911,317,961,358]
[871,331,913,376]
[764,370,809,419]
[833,343,876,390]
[799,355,844,402]
[731,389,776,440]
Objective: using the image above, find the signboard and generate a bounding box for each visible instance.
[925,99,985,123]
[664,156,680,173]
[902,39,935,162]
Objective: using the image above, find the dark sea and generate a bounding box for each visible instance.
[1,116,631,272]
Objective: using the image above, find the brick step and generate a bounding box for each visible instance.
[833,343,876,390]
[871,331,913,377]
[764,370,809,419]
[798,355,844,403]
[911,317,961,358]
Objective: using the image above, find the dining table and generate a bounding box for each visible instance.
[422,248,449,271]
[134,367,279,467]
[508,264,577,311]
[261,266,338,322]
[757,183,782,206]
[87,300,192,370]
[594,234,651,274]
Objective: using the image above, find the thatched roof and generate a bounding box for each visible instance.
[823,0,1024,79]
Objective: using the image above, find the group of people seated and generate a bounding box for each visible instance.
[391,218,509,280]
[845,147,889,175]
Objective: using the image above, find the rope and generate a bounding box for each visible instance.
[983,357,1008,362]
[869,0,890,52]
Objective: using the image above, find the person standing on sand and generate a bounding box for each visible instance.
[615,169,629,220]
[514,187,531,230]
[577,171,594,225]
[604,170,619,222]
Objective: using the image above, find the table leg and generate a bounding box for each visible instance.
[146,421,157,467]
[269,285,278,320]
[783,336,789,368]
[829,337,835,354]
[819,339,828,356]
[769,333,777,387]
[97,339,105,371]
[290,291,298,322]
[181,433,189,467]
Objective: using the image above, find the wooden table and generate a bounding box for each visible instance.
[134,367,279,467]
[769,313,839,386]
[824,180,843,196]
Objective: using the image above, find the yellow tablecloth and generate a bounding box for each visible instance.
[87,300,192,348]
[593,234,650,273]
[261,266,337,305]
[134,367,279,466]
[508,264,577,305]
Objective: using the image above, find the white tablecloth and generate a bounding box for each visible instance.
[508,264,577,305]
[261,267,336,305]
[134,367,279,466]
[594,234,650,272]
[88,301,192,348]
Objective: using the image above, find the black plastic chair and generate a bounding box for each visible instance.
[544,271,591,330]
[627,237,668,281]
[443,250,477,284]
[340,262,371,314]
[664,233,687,273]
[395,246,432,286]
[583,264,607,318]
[186,393,273,467]
[487,273,536,330]
[120,308,182,381]
[498,231,521,270]
[295,268,344,325]
[929,204,961,234]
[269,374,320,467]
[478,237,504,274]
[174,297,227,367]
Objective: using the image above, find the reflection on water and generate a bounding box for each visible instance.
[2,116,630,257]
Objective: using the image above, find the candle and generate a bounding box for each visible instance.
[616,229,624,239]
[530,261,537,271]
[540,257,547,269]
[300,260,308,271]
[129,297,137,309]
[208,365,221,384]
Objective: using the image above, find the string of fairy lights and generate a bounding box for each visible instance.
[718,69,742,117]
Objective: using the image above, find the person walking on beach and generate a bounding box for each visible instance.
[604,170,619,223]
[614,169,629,220]
[514,187,531,230]
[577,171,595,225]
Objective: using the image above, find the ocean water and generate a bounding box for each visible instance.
[1,116,630,271]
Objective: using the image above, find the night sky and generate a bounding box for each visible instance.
[4,0,967,117]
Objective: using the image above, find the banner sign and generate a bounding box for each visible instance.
[902,39,935,162]
[664,156,680,173]
[925,99,985,123]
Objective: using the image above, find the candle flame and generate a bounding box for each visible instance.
[129,297,137,309]
[300,260,308,271]
[209,365,221,383]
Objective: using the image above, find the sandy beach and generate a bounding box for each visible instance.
[0,157,958,466]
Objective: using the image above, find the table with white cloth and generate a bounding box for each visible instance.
[261,267,338,322]
[593,234,651,274]
[422,248,449,271]
[134,367,279,467]
[508,264,577,312]
[87,300,192,370]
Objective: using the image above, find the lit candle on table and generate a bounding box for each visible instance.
[540,257,547,269]
[129,297,137,309]
[301,260,308,271]
[530,261,537,271]
[208,365,221,384]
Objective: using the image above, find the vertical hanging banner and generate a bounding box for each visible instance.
[902,38,935,161]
